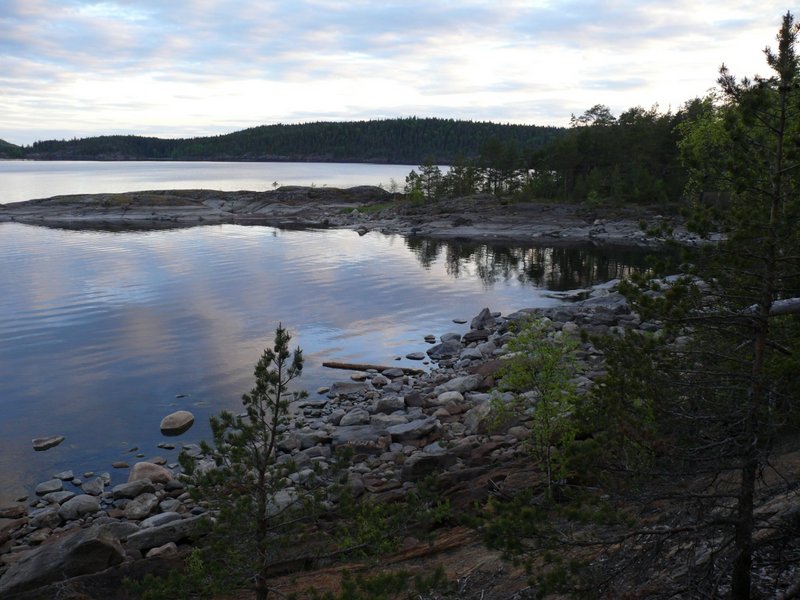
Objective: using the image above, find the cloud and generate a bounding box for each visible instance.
[0,0,794,144]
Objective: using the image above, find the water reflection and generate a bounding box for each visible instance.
[0,223,655,507]
[404,237,647,289]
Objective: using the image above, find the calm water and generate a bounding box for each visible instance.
[0,160,416,205]
[0,161,647,506]
[0,222,647,506]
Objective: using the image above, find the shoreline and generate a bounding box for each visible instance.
[0,186,699,249]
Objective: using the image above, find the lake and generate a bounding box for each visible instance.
[0,160,417,205]
[0,162,646,507]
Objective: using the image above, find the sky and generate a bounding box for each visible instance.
[0,0,794,145]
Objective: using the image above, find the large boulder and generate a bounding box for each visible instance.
[112,478,156,499]
[331,425,391,455]
[159,410,195,436]
[129,461,173,484]
[125,514,210,552]
[329,381,371,397]
[124,493,159,520]
[387,417,438,442]
[470,307,495,330]
[426,339,463,360]
[58,494,101,521]
[31,435,65,451]
[0,525,124,596]
[401,451,457,481]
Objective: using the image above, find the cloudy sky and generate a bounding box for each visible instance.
[1,1,792,145]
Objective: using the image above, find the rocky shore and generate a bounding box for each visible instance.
[0,280,641,598]
[0,186,698,248]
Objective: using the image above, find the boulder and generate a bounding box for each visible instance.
[124,493,159,520]
[331,425,391,455]
[463,329,490,343]
[401,451,457,481]
[58,494,100,521]
[373,395,406,414]
[434,374,483,395]
[124,514,210,552]
[81,477,105,496]
[128,462,173,484]
[381,368,405,379]
[141,512,183,529]
[32,435,65,451]
[433,391,464,406]
[440,332,461,343]
[427,339,463,360]
[329,381,371,397]
[146,541,179,558]
[29,506,61,529]
[34,479,63,496]
[112,478,156,499]
[42,490,76,505]
[0,525,124,596]
[339,408,371,426]
[159,410,195,436]
[470,307,495,330]
[387,417,438,442]
[405,352,426,360]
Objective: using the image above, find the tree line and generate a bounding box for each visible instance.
[12,117,562,164]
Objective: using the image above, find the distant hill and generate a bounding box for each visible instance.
[0,138,23,158]
[21,118,564,164]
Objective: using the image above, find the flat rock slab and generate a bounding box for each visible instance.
[129,462,173,484]
[32,435,64,451]
[0,525,124,596]
[159,410,195,436]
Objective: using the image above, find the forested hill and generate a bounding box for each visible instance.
[0,139,23,159]
[20,118,564,164]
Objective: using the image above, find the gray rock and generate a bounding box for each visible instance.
[371,374,390,387]
[470,307,495,330]
[81,477,105,496]
[58,494,101,521]
[339,408,371,426]
[401,451,457,481]
[96,520,140,540]
[124,493,159,520]
[141,511,183,529]
[434,374,483,395]
[112,478,156,499]
[32,435,65,451]
[128,462,172,484]
[160,410,195,435]
[124,514,210,552]
[146,541,179,558]
[42,490,76,505]
[405,352,426,360]
[373,395,406,414]
[460,347,484,360]
[371,414,410,429]
[331,425,391,455]
[53,470,74,481]
[381,368,405,379]
[0,525,124,596]
[329,381,371,397]
[463,329,490,343]
[35,479,63,496]
[387,417,438,442]
[427,339,463,360]
[440,332,462,343]
[159,498,183,513]
[463,401,494,436]
[434,391,464,406]
[29,506,62,529]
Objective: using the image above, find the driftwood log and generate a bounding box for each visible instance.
[322,361,424,376]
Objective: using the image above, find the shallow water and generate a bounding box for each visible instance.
[0,222,646,506]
